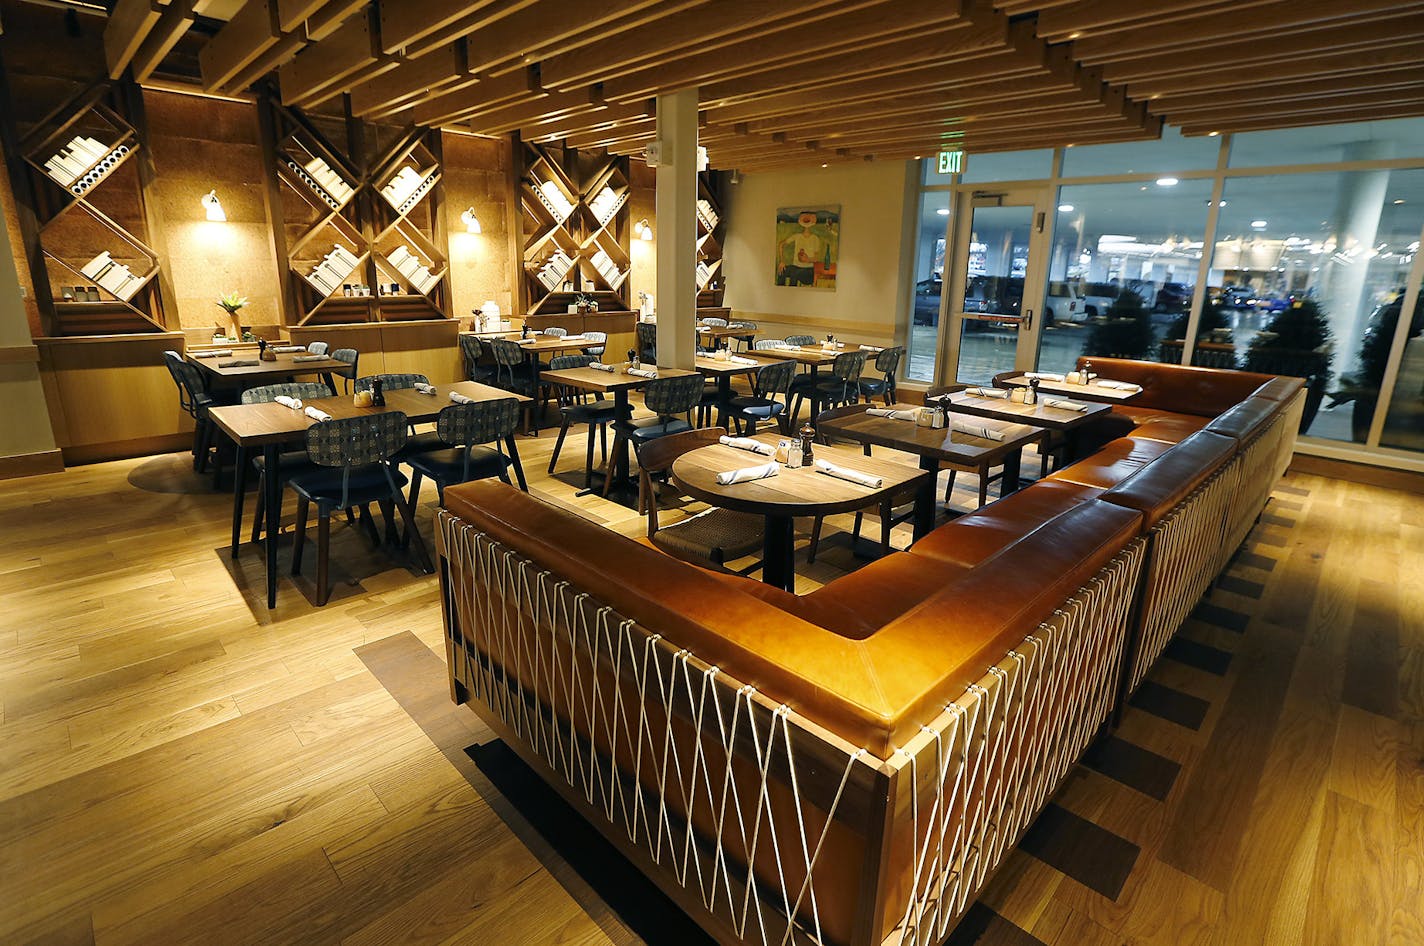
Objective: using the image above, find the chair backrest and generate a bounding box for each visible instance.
[459,334,484,379]
[355,373,428,393]
[549,353,593,371]
[874,345,904,375]
[306,412,408,468]
[636,322,658,360]
[753,359,797,398]
[785,334,816,346]
[162,350,208,416]
[729,320,757,330]
[636,427,724,478]
[436,397,521,446]
[754,339,788,350]
[241,381,332,404]
[580,331,607,354]
[831,350,868,382]
[542,326,568,337]
[489,338,525,367]
[700,317,728,327]
[643,373,704,418]
[331,348,358,374]
[307,341,329,355]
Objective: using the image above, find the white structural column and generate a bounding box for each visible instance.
[653,88,698,369]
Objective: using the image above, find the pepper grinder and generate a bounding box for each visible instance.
[799,422,815,466]
[627,347,639,368]
[371,377,386,407]
[1025,378,1040,406]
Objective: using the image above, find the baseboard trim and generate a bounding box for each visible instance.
[61,433,191,466]
[1288,453,1424,495]
[0,448,64,479]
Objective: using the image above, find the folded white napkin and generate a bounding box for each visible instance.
[627,367,658,379]
[859,345,884,352]
[729,356,758,366]
[271,345,304,353]
[449,391,475,404]
[1025,371,1065,381]
[304,406,332,422]
[219,359,259,367]
[952,419,1005,441]
[719,435,776,456]
[588,361,616,373]
[815,459,882,488]
[193,349,231,358]
[274,395,303,410]
[1045,397,1090,412]
[1095,379,1142,392]
[291,354,326,362]
[414,383,437,395]
[966,386,1010,399]
[715,461,779,485]
[866,408,919,421]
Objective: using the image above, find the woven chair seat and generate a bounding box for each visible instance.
[404,445,510,482]
[627,416,692,442]
[729,394,783,419]
[289,464,407,505]
[565,401,619,424]
[650,507,764,565]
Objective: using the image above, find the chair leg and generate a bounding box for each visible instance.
[547,417,572,473]
[402,472,424,549]
[357,504,382,545]
[504,436,529,491]
[251,472,267,543]
[943,469,958,503]
[583,426,597,490]
[880,499,893,555]
[808,515,824,563]
[851,511,864,548]
[291,496,309,575]
[377,496,397,545]
[978,468,989,508]
[599,422,608,465]
[602,433,627,497]
[316,509,331,606]
[393,485,433,574]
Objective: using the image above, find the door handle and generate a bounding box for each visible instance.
[1022,308,1033,331]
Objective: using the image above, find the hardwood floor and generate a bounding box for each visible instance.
[0,416,1419,945]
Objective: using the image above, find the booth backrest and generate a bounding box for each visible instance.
[1079,356,1284,417]
[1098,430,1238,529]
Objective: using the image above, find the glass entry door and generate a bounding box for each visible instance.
[943,190,1053,385]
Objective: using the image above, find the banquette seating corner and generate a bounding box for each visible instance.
[433,357,1304,946]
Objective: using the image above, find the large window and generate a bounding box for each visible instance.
[1061,127,1220,178]
[1036,179,1212,375]
[906,191,950,381]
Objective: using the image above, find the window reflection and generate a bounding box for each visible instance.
[906,193,950,382]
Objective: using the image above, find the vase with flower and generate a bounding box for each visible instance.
[215,292,248,341]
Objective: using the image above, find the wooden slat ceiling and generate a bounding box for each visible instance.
[110,0,1424,171]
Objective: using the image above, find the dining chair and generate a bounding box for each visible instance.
[402,398,526,548]
[542,326,568,337]
[805,402,894,564]
[354,373,428,393]
[289,412,429,606]
[162,351,219,474]
[604,372,703,502]
[804,350,867,421]
[324,347,359,393]
[488,338,535,394]
[858,346,904,406]
[546,354,616,489]
[580,331,607,360]
[728,359,797,436]
[754,339,788,350]
[700,317,728,327]
[636,322,658,362]
[460,334,493,383]
[784,335,816,346]
[728,320,758,350]
[306,341,329,355]
[238,382,335,547]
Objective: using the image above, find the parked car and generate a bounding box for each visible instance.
[1080,282,1119,318]
[1221,286,1258,309]
[1255,294,1292,314]
[913,276,942,325]
[1045,281,1084,325]
[1152,281,1193,312]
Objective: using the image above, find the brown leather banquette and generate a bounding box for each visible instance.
[434,358,1302,946]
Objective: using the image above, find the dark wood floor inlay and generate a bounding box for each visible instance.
[1254,528,1289,548]
[1260,513,1295,529]
[1129,680,1211,730]
[1165,636,1234,676]
[1271,498,1305,512]
[1215,574,1265,599]
[944,903,1048,946]
[1192,601,1250,632]
[1017,803,1140,901]
[1235,551,1277,572]
[1082,736,1182,801]
[1274,484,1310,496]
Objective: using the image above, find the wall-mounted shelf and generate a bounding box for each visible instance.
[696,170,727,308]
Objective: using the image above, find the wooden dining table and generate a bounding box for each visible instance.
[186,348,348,384]
[207,380,528,609]
[693,354,761,427]
[1000,373,1143,403]
[672,434,929,591]
[938,388,1113,463]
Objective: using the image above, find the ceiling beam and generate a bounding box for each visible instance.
[199,0,283,92]
[413,68,541,126]
[129,0,195,83]
[1129,41,1424,98]
[103,0,163,80]
[1178,102,1424,135]
[378,0,509,54]
[348,39,475,117]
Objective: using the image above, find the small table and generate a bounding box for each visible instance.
[536,363,699,505]
[1000,374,1143,403]
[746,345,844,370]
[693,355,760,427]
[187,349,348,385]
[697,324,760,347]
[672,436,929,591]
[939,389,1113,464]
[208,380,528,609]
[816,403,1042,528]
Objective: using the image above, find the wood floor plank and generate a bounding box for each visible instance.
[1304,792,1393,946]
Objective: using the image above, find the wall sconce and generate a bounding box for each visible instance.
[461,207,481,234]
[635,218,653,241]
[201,189,226,222]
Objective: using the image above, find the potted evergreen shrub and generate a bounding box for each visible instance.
[1084,289,1155,360]
[1160,301,1236,367]
[1329,294,1423,441]
[1242,297,1334,432]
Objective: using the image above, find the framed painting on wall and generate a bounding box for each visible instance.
[775,205,839,290]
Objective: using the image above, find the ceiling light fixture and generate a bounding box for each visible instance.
[460,207,481,234]
[1251,219,1268,229]
[1155,177,1178,187]
[936,208,949,216]
[635,218,653,241]
[1058,203,1074,213]
[201,189,226,222]
[1207,131,1221,137]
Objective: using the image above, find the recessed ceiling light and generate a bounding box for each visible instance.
[1156,177,1178,186]
[1394,198,1406,205]
[1058,204,1074,212]
[1251,219,1268,229]
[1207,131,1220,137]
[821,163,828,168]
[936,208,949,216]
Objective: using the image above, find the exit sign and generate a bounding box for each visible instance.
[936,150,964,174]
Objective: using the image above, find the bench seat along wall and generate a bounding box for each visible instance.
[436,512,1146,946]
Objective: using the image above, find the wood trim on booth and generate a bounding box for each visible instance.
[0,448,64,479]
[1287,453,1424,495]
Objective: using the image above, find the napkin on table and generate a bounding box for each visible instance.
[292,354,326,363]
[218,359,259,368]
[192,349,230,358]
[271,345,304,353]
[952,419,1006,441]
[729,356,758,366]
[1025,371,1065,381]
[814,459,882,488]
[414,383,437,395]
[1095,379,1142,392]
[966,386,1010,399]
[303,406,332,422]
[715,462,780,486]
[627,367,658,379]
[859,345,884,352]
[866,408,919,421]
[449,391,476,405]
[719,435,776,456]
[1044,397,1090,412]
[274,395,303,410]
[588,361,616,373]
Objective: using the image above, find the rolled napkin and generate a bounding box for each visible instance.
[270,345,304,353]
[728,355,758,366]
[218,359,260,368]
[715,461,780,486]
[859,344,884,352]
[952,419,1006,441]
[1025,371,1065,381]
[866,408,920,421]
[588,361,616,373]
[966,386,1010,399]
[449,391,476,405]
[1044,397,1091,412]
[1095,379,1142,392]
[719,435,776,456]
[274,395,303,410]
[627,367,658,379]
[292,354,326,362]
[815,459,882,489]
[303,406,332,422]
[193,349,231,358]
[414,382,437,395]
